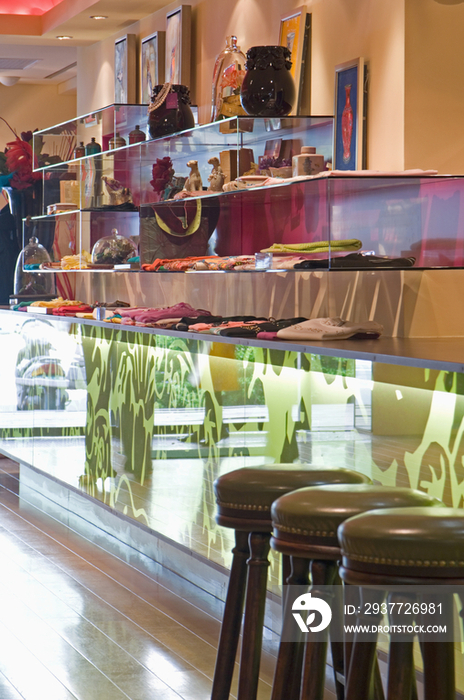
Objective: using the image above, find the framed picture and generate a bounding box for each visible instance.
[278,6,311,115]
[334,57,368,170]
[165,5,191,86]
[141,31,165,104]
[114,34,137,104]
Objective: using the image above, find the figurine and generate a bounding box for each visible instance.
[102,176,133,206]
[207,156,225,192]
[183,160,203,192]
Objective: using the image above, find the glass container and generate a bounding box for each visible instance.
[109,132,127,149]
[73,141,85,158]
[129,125,146,144]
[85,137,102,155]
[211,36,247,121]
[91,228,137,265]
[13,236,55,299]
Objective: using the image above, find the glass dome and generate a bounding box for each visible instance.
[91,228,137,265]
[13,236,55,300]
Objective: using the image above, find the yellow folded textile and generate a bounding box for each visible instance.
[61,250,92,270]
[30,297,85,308]
[260,239,362,254]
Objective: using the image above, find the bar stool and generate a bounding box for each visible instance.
[212,465,371,700]
[269,484,444,700]
[338,506,464,700]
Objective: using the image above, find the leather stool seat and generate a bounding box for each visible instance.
[214,465,371,530]
[269,485,444,700]
[338,506,462,700]
[271,484,443,557]
[211,465,371,700]
[339,506,464,580]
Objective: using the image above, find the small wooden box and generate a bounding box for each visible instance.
[219,148,254,183]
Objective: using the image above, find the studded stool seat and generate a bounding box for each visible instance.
[338,507,463,700]
[211,466,371,700]
[269,485,444,700]
[215,465,372,530]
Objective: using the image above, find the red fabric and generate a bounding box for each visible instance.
[51,305,93,316]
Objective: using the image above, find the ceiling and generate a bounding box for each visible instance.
[0,0,169,85]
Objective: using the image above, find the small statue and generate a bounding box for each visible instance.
[183,159,203,192]
[207,156,225,192]
[102,176,133,206]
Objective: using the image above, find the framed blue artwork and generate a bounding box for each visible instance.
[334,57,367,170]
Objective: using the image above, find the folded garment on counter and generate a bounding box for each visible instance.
[261,239,362,254]
[277,317,383,341]
[177,315,262,332]
[51,304,93,317]
[142,255,255,272]
[142,256,218,272]
[119,303,211,324]
[293,253,416,269]
[217,317,308,338]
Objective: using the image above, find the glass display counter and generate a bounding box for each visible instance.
[0,309,463,575]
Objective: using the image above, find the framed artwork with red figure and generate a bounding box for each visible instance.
[334,57,368,170]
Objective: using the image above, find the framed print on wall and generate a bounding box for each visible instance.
[278,6,311,115]
[334,57,368,170]
[165,5,191,87]
[114,34,137,104]
[141,31,166,104]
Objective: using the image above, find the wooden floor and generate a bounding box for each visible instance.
[0,457,338,700]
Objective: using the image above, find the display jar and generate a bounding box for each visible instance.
[211,36,247,121]
[148,84,195,139]
[240,46,295,117]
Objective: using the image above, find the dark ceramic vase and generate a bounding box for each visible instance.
[240,45,296,117]
[148,84,195,139]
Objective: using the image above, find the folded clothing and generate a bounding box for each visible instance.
[218,317,308,338]
[51,304,93,317]
[142,255,256,272]
[277,317,383,341]
[293,253,416,269]
[119,303,211,324]
[261,239,362,254]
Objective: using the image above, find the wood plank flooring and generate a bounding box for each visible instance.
[0,457,338,700]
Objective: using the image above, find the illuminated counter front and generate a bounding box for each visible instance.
[0,309,462,579]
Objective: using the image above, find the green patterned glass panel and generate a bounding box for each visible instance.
[0,311,463,575]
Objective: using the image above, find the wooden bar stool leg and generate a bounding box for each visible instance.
[211,530,250,700]
[345,588,385,700]
[237,531,271,700]
[419,593,455,700]
[386,592,416,700]
[329,573,345,700]
[299,559,337,700]
[271,556,310,700]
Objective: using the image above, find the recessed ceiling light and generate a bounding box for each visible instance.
[90,15,108,19]
[56,35,73,40]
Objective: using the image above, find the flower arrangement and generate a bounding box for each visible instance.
[150,157,174,195]
[0,118,61,190]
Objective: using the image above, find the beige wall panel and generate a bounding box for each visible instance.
[405,0,464,173]
[0,83,76,148]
